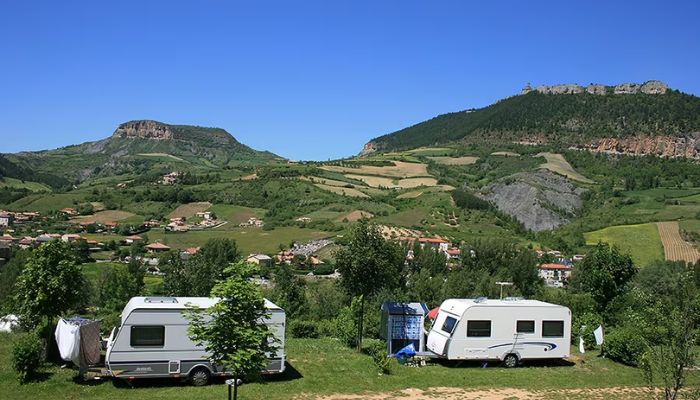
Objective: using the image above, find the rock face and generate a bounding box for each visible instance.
[112,120,175,140]
[585,134,700,159]
[521,81,667,96]
[360,141,378,156]
[480,171,586,232]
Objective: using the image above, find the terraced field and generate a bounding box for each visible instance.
[345,174,438,189]
[321,161,430,178]
[426,156,479,165]
[536,152,594,184]
[314,184,370,198]
[657,221,700,263]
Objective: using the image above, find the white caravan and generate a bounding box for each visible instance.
[426,298,570,367]
[106,297,285,385]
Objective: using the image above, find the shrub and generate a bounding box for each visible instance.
[289,320,319,338]
[11,332,44,383]
[572,312,601,350]
[605,326,647,366]
[364,339,391,375]
[334,307,357,347]
[316,319,337,337]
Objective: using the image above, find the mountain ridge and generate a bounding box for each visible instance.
[361,82,700,157]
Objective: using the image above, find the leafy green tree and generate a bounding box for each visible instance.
[161,251,191,296]
[98,264,140,310]
[186,262,274,384]
[570,242,637,317]
[200,237,239,267]
[639,273,699,400]
[0,249,30,313]
[271,266,306,318]
[335,220,404,351]
[15,240,85,330]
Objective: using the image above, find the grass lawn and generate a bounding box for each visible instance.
[585,223,665,267]
[208,204,266,227]
[6,193,85,213]
[147,227,334,255]
[0,177,52,192]
[1,336,687,400]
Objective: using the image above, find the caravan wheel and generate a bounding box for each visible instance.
[189,368,211,386]
[503,354,519,368]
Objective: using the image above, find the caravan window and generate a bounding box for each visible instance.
[131,326,165,347]
[542,321,564,337]
[441,316,458,334]
[516,320,535,334]
[466,320,491,337]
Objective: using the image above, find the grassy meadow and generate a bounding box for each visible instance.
[1,334,688,400]
[584,223,665,267]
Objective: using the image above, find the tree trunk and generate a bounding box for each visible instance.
[356,295,364,353]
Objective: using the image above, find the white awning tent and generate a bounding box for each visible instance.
[0,314,19,333]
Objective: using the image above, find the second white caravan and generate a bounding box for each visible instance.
[426,298,571,367]
[105,297,285,385]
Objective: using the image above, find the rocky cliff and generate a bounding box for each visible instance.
[521,80,668,95]
[582,134,700,159]
[480,170,586,232]
[112,120,175,140]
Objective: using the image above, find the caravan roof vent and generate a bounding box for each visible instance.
[474,297,487,303]
[144,297,178,304]
[503,297,523,302]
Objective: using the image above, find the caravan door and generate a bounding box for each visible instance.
[426,312,458,356]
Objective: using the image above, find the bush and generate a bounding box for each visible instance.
[334,307,357,347]
[289,320,319,338]
[315,319,337,337]
[605,326,648,366]
[11,332,44,383]
[572,312,601,350]
[364,339,391,375]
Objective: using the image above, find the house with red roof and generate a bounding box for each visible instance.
[538,263,572,287]
[146,242,171,252]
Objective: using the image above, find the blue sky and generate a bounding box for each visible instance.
[1,0,698,160]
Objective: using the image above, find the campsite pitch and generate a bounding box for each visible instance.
[2,336,689,400]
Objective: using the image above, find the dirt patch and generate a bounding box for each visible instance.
[379,225,422,239]
[321,161,430,178]
[491,151,520,157]
[137,152,186,161]
[427,156,479,165]
[309,386,653,400]
[302,176,363,188]
[71,210,135,224]
[168,202,212,219]
[336,210,374,222]
[536,152,593,184]
[657,221,700,262]
[345,174,438,189]
[239,173,258,180]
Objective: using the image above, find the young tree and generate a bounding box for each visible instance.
[14,240,85,330]
[161,251,191,296]
[570,242,637,316]
[186,262,274,389]
[569,242,636,354]
[335,220,404,351]
[271,266,306,318]
[639,273,699,400]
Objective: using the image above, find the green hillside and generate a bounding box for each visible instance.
[5,120,281,182]
[365,89,700,153]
